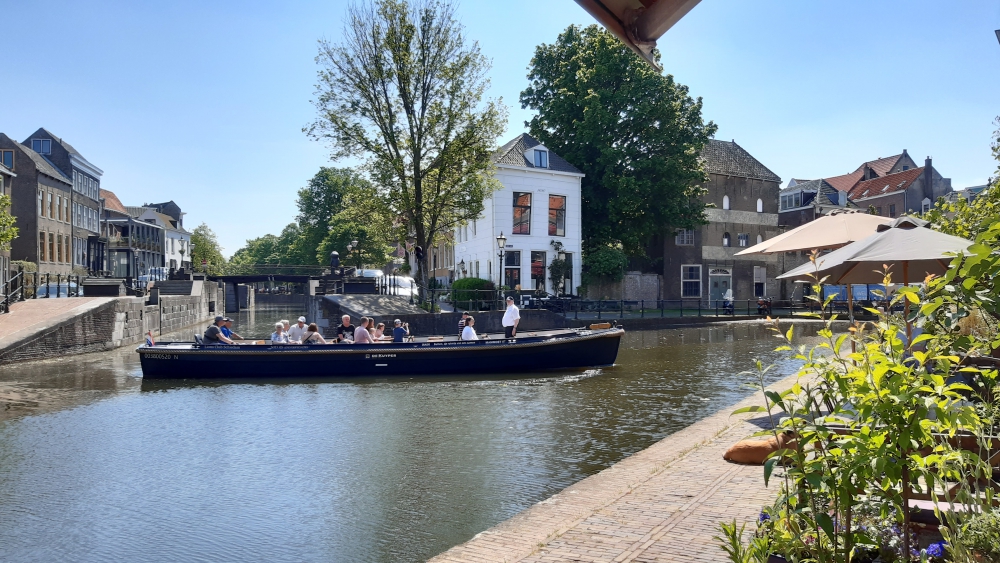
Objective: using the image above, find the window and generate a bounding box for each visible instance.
[738,233,749,247]
[681,265,701,298]
[757,234,763,244]
[31,139,52,155]
[512,192,531,234]
[65,237,70,265]
[675,229,694,246]
[561,253,572,295]
[754,266,766,297]
[0,150,12,169]
[876,206,882,216]
[37,191,43,216]
[531,251,546,291]
[48,192,53,218]
[921,198,931,214]
[548,195,566,236]
[889,204,896,218]
[48,233,55,263]
[722,232,731,247]
[505,250,521,288]
[722,195,730,210]
[39,232,46,262]
[533,149,548,168]
[756,198,763,213]
[902,165,909,171]
[57,234,63,262]
[64,198,69,223]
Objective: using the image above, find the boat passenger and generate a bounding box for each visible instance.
[301,323,327,344]
[281,319,290,332]
[373,322,385,340]
[354,317,375,344]
[204,316,234,345]
[335,315,356,343]
[287,316,308,343]
[271,322,289,344]
[461,316,479,341]
[458,311,469,338]
[222,317,244,340]
[392,319,409,343]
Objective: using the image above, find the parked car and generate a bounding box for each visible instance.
[37,282,83,298]
[358,268,385,279]
[386,276,419,298]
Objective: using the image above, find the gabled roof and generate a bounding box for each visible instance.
[125,205,150,218]
[856,154,904,178]
[848,167,925,201]
[99,189,128,213]
[781,179,846,206]
[26,127,103,176]
[823,170,864,193]
[493,133,583,175]
[701,140,781,183]
[2,134,72,185]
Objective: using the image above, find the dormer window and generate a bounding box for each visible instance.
[533,149,548,168]
[31,139,51,155]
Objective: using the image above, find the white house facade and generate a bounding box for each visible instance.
[453,134,583,295]
[126,205,191,271]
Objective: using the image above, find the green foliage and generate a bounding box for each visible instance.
[306,0,507,287]
[583,244,628,283]
[0,194,18,251]
[714,520,769,563]
[190,223,226,275]
[958,511,1000,562]
[290,167,367,266]
[451,277,494,310]
[11,260,36,273]
[547,241,573,295]
[520,24,715,259]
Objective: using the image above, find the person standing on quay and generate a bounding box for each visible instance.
[458,311,469,338]
[502,296,520,338]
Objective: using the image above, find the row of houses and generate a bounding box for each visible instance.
[0,128,192,290]
[420,132,966,303]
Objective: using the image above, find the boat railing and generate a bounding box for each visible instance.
[541,298,867,320]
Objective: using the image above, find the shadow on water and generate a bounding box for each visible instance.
[0,317,825,563]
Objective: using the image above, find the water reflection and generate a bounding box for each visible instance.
[0,314,822,563]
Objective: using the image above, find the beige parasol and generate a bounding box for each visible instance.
[736,210,891,256]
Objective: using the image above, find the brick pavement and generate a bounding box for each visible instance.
[0,297,115,347]
[429,375,798,563]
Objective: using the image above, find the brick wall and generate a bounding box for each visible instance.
[0,281,222,365]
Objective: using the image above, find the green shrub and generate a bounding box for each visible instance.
[11,260,37,273]
[451,277,495,310]
[959,511,1000,562]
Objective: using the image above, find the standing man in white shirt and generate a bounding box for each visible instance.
[287,316,308,344]
[502,296,520,338]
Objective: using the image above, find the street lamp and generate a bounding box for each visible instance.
[495,231,507,289]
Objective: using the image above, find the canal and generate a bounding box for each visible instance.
[0,309,822,562]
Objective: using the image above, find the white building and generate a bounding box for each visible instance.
[125,204,191,271]
[453,133,583,295]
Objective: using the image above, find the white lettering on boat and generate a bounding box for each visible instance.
[146,353,177,360]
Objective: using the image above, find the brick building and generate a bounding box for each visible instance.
[662,140,783,302]
[21,128,106,274]
[0,163,13,291]
[0,133,75,275]
[847,158,952,217]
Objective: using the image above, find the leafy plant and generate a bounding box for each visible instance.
[957,511,1000,562]
[451,277,494,310]
[715,519,769,563]
[547,241,573,296]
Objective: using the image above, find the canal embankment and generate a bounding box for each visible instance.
[429,372,797,563]
[0,281,223,365]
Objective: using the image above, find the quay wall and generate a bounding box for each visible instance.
[0,282,222,364]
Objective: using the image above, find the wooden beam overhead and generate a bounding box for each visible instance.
[572,0,703,70]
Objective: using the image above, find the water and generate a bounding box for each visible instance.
[0,309,821,562]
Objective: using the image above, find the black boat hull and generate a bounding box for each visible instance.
[137,328,624,379]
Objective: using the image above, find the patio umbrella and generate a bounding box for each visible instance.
[736,211,891,256]
[777,216,974,338]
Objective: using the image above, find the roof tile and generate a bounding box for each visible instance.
[493,133,583,175]
[848,167,925,201]
[701,140,781,183]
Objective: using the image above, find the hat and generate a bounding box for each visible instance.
[223,317,232,322]
[506,296,514,302]
[214,316,224,323]
[394,319,402,325]
[298,316,307,323]
[461,311,469,316]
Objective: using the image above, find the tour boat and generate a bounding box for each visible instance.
[136,325,624,379]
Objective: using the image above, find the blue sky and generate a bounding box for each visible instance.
[3,1,998,256]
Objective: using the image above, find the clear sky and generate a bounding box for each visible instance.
[3,1,998,256]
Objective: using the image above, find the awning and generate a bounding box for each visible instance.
[572,0,703,69]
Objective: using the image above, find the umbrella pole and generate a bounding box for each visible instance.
[848,283,856,355]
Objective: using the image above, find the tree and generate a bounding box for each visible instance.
[0,194,18,250]
[306,0,507,289]
[190,223,226,275]
[924,118,1000,240]
[289,167,363,265]
[519,24,716,274]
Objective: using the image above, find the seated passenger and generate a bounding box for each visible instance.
[301,323,327,344]
[287,316,308,343]
[354,317,375,344]
[271,322,289,344]
[335,315,356,343]
[373,322,386,340]
[204,316,234,345]
[461,316,479,341]
[222,317,244,340]
[392,319,409,343]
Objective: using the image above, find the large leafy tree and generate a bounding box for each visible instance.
[288,167,359,265]
[520,24,716,279]
[306,0,507,288]
[190,223,226,275]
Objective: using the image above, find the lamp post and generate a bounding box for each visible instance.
[495,232,506,306]
[346,239,361,272]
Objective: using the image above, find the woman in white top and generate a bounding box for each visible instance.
[461,316,478,341]
[354,317,375,344]
[271,322,289,344]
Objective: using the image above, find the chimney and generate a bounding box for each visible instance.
[923,157,933,200]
